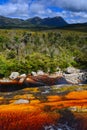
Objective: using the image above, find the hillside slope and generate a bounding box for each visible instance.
[0,16,68,28]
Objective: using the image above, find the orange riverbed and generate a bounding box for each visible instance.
[0,90,87,130]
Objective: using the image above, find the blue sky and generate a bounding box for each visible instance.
[0,0,87,23]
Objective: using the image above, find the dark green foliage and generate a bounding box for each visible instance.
[6,51,16,59]
[0,29,87,77]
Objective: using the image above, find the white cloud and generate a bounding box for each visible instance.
[0,0,87,23]
[0,0,29,18]
[68,11,87,23]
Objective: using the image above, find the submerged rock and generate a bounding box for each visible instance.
[14,99,29,104]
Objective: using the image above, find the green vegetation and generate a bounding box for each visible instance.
[51,85,87,94]
[0,29,87,77]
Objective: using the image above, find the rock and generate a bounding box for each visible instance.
[64,73,80,84]
[65,67,80,74]
[17,74,26,83]
[55,71,63,77]
[78,72,87,83]
[37,70,44,75]
[2,78,10,82]
[31,71,37,76]
[9,72,19,80]
[64,72,87,84]
[14,99,29,104]
[64,73,79,84]
[20,74,26,78]
[69,106,77,112]
[19,78,25,83]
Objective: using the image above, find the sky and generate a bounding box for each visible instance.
[0,0,87,23]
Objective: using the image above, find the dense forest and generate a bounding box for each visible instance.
[0,29,87,77]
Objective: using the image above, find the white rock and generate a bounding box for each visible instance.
[64,73,79,84]
[66,67,80,74]
[14,99,29,104]
[31,71,37,76]
[20,74,26,78]
[9,72,19,79]
[37,70,44,75]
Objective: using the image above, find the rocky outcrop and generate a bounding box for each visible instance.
[63,71,87,84]
[9,72,20,80]
[0,68,87,92]
[7,68,87,85]
[23,75,69,87]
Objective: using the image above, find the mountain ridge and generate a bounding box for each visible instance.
[0,16,68,28]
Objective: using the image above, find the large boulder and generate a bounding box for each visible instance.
[65,67,80,74]
[9,72,19,79]
[64,73,80,84]
[64,72,87,84]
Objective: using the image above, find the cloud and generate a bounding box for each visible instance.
[58,0,87,12]
[39,0,87,12]
[0,0,29,18]
[29,3,45,16]
[67,11,87,23]
[29,0,87,23]
[0,0,87,23]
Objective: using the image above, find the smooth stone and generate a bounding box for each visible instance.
[14,99,29,104]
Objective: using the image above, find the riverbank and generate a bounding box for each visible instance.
[0,67,87,89]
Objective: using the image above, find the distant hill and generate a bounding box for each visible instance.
[0,16,87,32]
[0,16,68,28]
[61,23,87,32]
